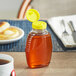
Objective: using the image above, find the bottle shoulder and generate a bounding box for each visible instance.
[27,30,51,39]
[29,29,50,36]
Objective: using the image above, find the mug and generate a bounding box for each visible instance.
[0,54,16,76]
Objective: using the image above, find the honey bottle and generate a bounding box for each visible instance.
[25,9,52,68]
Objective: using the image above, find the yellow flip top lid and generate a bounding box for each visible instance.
[26,9,47,29]
[26,9,40,22]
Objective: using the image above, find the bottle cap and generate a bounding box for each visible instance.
[32,21,47,29]
[26,9,40,22]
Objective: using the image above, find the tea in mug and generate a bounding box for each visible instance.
[0,59,10,65]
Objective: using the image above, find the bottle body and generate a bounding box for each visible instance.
[25,29,52,68]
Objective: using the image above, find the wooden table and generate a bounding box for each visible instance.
[0,52,76,76]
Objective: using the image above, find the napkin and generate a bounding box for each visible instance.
[48,15,76,47]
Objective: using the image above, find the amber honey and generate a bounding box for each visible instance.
[25,32,52,68]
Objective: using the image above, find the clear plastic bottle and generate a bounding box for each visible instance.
[25,21,52,68]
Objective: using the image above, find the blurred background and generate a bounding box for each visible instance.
[0,0,76,19]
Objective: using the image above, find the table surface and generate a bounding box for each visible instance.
[0,52,76,76]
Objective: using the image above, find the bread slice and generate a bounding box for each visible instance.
[4,27,19,39]
[0,22,10,33]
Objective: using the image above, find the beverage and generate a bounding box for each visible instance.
[0,54,16,76]
[0,59,10,65]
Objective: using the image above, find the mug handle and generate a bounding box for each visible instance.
[11,69,16,76]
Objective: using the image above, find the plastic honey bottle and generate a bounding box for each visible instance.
[25,9,52,68]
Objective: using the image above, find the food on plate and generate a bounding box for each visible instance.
[0,22,10,33]
[0,22,20,40]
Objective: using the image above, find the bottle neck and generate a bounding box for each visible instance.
[31,29,48,35]
[32,29,47,33]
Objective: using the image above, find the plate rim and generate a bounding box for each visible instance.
[0,26,24,42]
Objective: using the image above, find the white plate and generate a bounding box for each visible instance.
[0,26,24,44]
